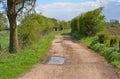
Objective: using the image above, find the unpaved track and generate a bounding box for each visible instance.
[18,34,120,79]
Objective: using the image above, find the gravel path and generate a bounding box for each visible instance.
[18,34,120,79]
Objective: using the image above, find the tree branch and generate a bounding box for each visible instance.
[16,0,25,15]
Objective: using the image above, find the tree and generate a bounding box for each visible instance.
[0,13,7,31]
[18,14,60,47]
[0,0,36,53]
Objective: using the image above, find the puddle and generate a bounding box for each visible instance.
[47,56,66,65]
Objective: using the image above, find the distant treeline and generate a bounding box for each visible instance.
[107,19,120,28]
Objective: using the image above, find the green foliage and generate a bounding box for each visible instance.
[71,31,80,39]
[97,32,111,45]
[97,31,120,50]
[79,34,120,71]
[18,14,58,46]
[110,37,118,47]
[18,14,70,47]
[118,40,120,51]
[0,31,9,51]
[112,61,120,70]
[71,18,78,33]
[58,21,70,30]
[0,13,7,31]
[71,7,106,37]
[80,36,97,46]
[90,42,120,70]
[0,30,69,79]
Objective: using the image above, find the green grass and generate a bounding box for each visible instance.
[0,30,70,79]
[79,35,120,71]
[80,36,97,46]
[0,31,9,51]
[112,61,120,70]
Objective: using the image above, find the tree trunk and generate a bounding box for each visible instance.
[7,0,19,53]
[8,16,19,53]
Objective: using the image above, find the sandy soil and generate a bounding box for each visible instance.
[18,34,120,79]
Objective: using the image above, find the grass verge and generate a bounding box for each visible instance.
[0,30,70,79]
[80,36,97,46]
[79,35,120,71]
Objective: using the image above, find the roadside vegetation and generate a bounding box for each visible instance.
[71,7,106,38]
[0,1,119,78]
[0,30,69,79]
[70,7,120,71]
[18,14,70,47]
[0,12,70,79]
[0,31,9,52]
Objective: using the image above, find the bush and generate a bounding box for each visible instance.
[98,34,105,44]
[18,14,70,48]
[71,31,80,39]
[110,37,117,47]
[97,32,120,50]
[18,14,58,47]
[71,7,106,37]
[97,32,111,45]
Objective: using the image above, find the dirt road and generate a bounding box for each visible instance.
[18,34,120,79]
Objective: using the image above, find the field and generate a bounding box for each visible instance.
[108,28,120,36]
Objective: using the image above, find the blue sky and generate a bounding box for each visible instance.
[36,0,120,21]
[37,0,95,4]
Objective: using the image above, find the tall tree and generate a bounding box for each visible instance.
[0,0,36,53]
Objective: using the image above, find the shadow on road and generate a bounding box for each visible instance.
[61,33,80,43]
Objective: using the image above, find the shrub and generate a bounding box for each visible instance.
[110,37,117,47]
[71,7,106,37]
[71,31,80,39]
[97,32,120,50]
[18,14,58,47]
[98,34,105,44]
[119,40,120,51]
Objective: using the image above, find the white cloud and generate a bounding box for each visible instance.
[36,2,100,21]
[97,0,120,3]
[36,0,120,21]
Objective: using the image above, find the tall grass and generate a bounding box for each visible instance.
[0,30,70,79]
